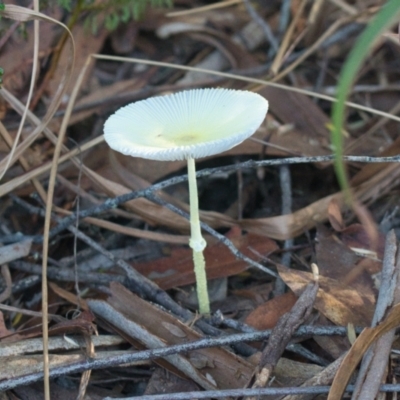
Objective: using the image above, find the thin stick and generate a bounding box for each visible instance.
[22,2,51,397]
[40,25,78,400]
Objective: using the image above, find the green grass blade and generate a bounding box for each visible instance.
[331,0,400,198]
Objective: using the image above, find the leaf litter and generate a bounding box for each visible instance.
[1,0,400,399]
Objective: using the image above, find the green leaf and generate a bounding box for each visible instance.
[58,0,72,12]
[105,12,120,31]
[121,4,131,23]
[331,0,400,199]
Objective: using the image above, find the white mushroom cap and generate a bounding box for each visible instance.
[104,88,268,161]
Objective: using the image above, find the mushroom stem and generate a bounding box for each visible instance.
[187,157,210,314]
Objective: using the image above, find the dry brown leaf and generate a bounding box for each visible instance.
[338,224,385,259]
[134,228,278,289]
[328,198,345,231]
[315,229,377,287]
[259,86,332,157]
[82,216,189,244]
[245,291,298,330]
[48,23,108,100]
[315,230,381,320]
[326,195,385,262]
[240,192,343,239]
[66,78,141,126]
[352,201,380,258]
[313,314,351,359]
[0,5,60,94]
[277,265,374,326]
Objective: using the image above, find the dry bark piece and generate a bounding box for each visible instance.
[278,265,374,327]
[90,282,254,390]
[0,240,31,264]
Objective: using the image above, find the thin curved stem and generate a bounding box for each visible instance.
[187,157,210,314]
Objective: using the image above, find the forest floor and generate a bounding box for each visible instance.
[1,0,400,399]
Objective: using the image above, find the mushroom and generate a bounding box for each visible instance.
[104,88,268,314]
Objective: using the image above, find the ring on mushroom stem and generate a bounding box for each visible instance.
[104,88,269,314]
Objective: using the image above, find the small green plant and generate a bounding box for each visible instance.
[331,0,400,198]
[41,0,173,33]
